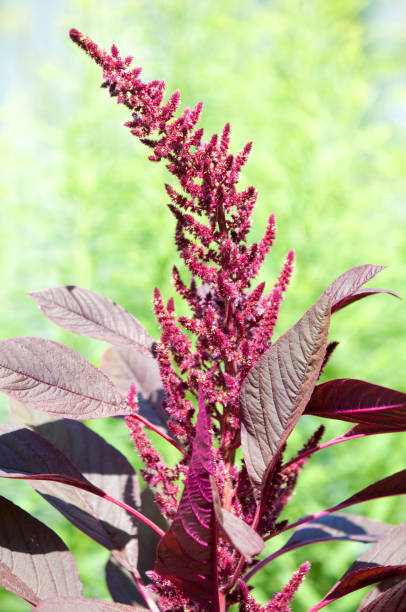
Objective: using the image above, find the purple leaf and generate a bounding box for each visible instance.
[309,523,406,610]
[305,378,406,433]
[0,423,103,491]
[29,286,154,355]
[211,476,264,561]
[358,577,406,610]
[155,391,220,609]
[28,418,141,570]
[0,495,83,605]
[35,598,144,611]
[100,346,167,433]
[240,295,330,498]
[0,337,129,419]
[322,264,399,314]
[105,556,146,607]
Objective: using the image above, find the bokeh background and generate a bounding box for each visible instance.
[1,0,406,610]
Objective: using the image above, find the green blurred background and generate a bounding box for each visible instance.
[1,0,405,609]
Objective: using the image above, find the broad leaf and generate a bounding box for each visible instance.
[358,577,406,610]
[322,264,399,313]
[35,598,143,611]
[305,379,406,433]
[0,495,82,604]
[29,286,153,355]
[309,523,406,610]
[0,423,102,490]
[30,419,140,570]
[100,346,167,433]
[155,391,220,609]
[0,337,128,419]
[211,476,264,561]
[240,295,330,498]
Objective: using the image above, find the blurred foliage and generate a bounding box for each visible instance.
[0,0,406,610]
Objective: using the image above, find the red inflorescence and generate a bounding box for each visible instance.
[70,29,301,610]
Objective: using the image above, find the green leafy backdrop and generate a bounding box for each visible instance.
[1,1,405,609]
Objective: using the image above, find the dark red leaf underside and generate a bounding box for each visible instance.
[322,265,399,314]
[305,379,406,433]
[240,295,331,498]
[323,469,406,517]
[358,577,406,611]
[34,598,143,611]
[155,392,219,609]
[29,286,154,355]
[310,523,406,610]
[27,418,140,571]
[100,346,168,434]
[0,337,128,419]
[0,495,82,604]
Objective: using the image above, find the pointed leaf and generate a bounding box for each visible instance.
[31,419,141,570]
[0,337,128,419]
[358,577,406,610]
[211,476,264,561]
[0,423,103,491]
[240,295,330,498]
[35,598,143,611]
[0,495,82,604]
[105,556,146,607]
[322,265,399,314]
[155,392,219,609]
[310,523,406,610]
[305,379,406,433]
[29,286,153,355]
[100,346,167,433]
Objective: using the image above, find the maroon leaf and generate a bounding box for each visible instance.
[358,577,406,610]
[155,391,220,610]
[211,476,264,561]
[0,337,129,419]
[322,264,399,314]
[28,419,141,571]
[0,495,82,605]
[100,346,167,433]
[0,423,103,491]
[35,598,143,611]
[309,523,406,610]
[240,295,331,498]
[305,379,406,433]
[105,556,146,607]
[29,286,153,355]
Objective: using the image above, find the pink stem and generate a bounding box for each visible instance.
[132,412,189,458]
[102,492,165,537]
[282,432,365,471]
[132,570,161,612]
